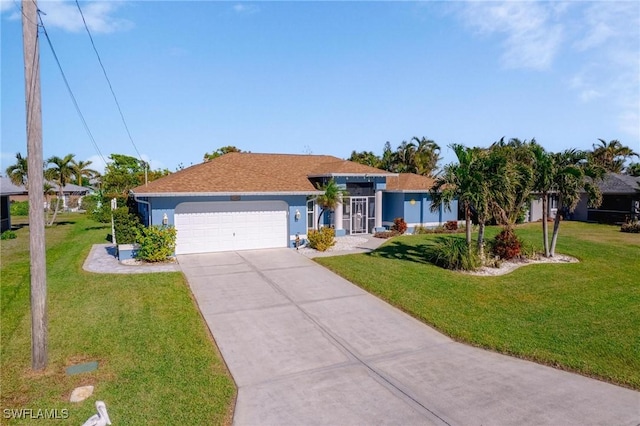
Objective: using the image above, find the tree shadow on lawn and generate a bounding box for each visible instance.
[84,225,109,231]
[369,239,434,265]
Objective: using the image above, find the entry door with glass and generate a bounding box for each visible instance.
[351,197,368,234]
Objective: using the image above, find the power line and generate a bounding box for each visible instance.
[36,9,108,167]
[75,0,145,165]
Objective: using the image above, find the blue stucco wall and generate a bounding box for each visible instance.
[382,192,458,230]
[382,193,404,225]
[136,194,308,248]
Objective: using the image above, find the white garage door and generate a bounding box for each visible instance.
[174,201,288,255]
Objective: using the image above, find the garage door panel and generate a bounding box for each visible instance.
[174,202,288,254]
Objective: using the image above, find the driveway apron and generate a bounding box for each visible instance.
[179,249,640,426]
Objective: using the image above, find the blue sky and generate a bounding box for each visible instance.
[1,1,639,174]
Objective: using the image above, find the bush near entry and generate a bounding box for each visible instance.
[307,227,336,251]
[136,225,177,262]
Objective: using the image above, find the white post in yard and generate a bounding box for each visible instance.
[111,198,117,245]
[375,189,383,230]
[334,195,343,233]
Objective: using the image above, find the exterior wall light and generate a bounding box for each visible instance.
[162,213,169,226]
[295,209,301,221]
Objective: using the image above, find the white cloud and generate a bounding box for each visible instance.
[140,154,166,172]
[233,3,259,15]
[569,2,640,140]
[457,1,564,70]
[456,1,639,141]
[0,151,20,175]
[33,0,133,34]
[0,0,14,13]
[85,154,108,174]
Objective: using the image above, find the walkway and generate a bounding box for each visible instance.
[180,248,640,425]
[82,244,181,273]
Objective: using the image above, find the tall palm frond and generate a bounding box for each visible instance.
[5,153,29,189]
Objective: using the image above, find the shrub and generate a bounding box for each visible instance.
[413,225,428,235]
[426,237,480,271]
[136,225,177,262]
[444,220,458,231]
[392,217,407,235]
[373,230,399,239]
[113,207,142,244]
[10,201,29,216]
[82,195,111,223]
[307,227,336,251]
[491,228,522,260]
[520,241,538,259]
[1,230,17,240]
[621,221,640,233]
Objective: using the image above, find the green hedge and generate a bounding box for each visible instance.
[10,201,28,216]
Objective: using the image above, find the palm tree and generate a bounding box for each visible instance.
[430,144,483,246]
[431,144,511,260]
[392,141,418,173]
[45,154,75,226]
[5,153,29,189]
[348,151,380,168]
[72,159,99,187]
[549,150,604,256]
[411,136,441,177]
[472,148,512,259]
[626,162,640,177]
[488,138,536,226]
[590,139,638,173]
[43,182,55,223]
[315,179,348,229]
[530,142,554,257]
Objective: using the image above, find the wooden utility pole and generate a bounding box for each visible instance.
[22,0,47,370]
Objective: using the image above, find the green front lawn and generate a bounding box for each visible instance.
[317,222,640,390]
[1,214,235,424]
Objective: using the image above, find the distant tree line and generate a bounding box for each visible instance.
[4,152,170,225]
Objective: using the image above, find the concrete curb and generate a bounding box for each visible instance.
[83,243,181,274]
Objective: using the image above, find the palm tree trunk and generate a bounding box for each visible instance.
[549,195,562,257]
[542,192,550,257]
[465,202,471,245]
[317,208,325,230]
[477,221,485,261]
[48,190,62,226]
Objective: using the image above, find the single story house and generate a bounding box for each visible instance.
[7,181,90,211]
[130,153,457,255]
[0,177,25,232]
[525,193,558,222]
[573,173,640,224]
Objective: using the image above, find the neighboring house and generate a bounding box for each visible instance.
[130,153,457,255]
[9,182,90,211]
[573,173,640,224]
[0,177,25,232]
[526,193,558,223]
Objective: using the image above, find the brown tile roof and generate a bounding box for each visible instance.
[385,173,435,192]
[131,153,395,195]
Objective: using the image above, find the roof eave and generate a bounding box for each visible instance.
[130,190,324,197]
[307,173,398,178]
[383,189,434,193]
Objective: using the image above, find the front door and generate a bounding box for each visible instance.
[351,197,368,234]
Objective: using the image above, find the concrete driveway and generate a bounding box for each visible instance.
[179,248,639,426]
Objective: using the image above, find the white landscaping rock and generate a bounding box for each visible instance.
[70,385,94,402]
